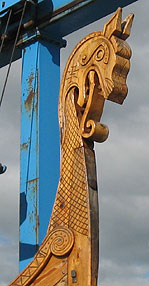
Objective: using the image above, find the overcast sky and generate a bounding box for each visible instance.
[0,0,149,285]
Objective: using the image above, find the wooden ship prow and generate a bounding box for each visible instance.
[9,8,134,286]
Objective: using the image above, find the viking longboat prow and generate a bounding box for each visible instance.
[9,8,134,286]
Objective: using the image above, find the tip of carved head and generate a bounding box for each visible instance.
[101,8,134,105]
[121,13,134,40]
[103,7,134,40]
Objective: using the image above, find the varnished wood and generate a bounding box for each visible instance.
[9,8,134,286]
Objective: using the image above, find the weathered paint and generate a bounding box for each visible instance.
[20,37,60,271]
[38,41,60,246]
[20,41,40,269]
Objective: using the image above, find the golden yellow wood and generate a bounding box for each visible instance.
[9,8,134,286]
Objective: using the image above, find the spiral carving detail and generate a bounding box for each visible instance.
[49,227,74,257]
[95,43,109,64]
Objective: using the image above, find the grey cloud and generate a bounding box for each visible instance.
[99,260,149,286]
[99,195,149,263]
[0,240,18,285]
[0,60,20,284]
[95,1,149,285]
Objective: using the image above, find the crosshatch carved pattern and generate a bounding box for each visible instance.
[49,90,89,235]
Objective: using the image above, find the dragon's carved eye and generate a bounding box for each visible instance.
[80,40,110,66]
[95,42,109,64]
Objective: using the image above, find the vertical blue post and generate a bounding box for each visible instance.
[20,34,60,271]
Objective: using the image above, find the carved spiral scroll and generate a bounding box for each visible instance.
[49,227,74,256]
[79,70,109,143]
[82,120,109,143]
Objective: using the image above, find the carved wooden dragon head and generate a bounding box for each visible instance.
[8,8,134,286]
[59,8,134,144]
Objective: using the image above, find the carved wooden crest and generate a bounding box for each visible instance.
[9,8,134,286]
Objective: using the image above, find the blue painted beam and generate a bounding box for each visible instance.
[0,0,23,13]
[43,0,138,37]
[0,0,91,14]
[0,0,93,14]
[20,34,60,270]
[0,0,138,68]
[20,41,40,269]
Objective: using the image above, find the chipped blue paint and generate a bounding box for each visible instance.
[38,41,60,246]
[20,37,60,271]
[20,41,40,270]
